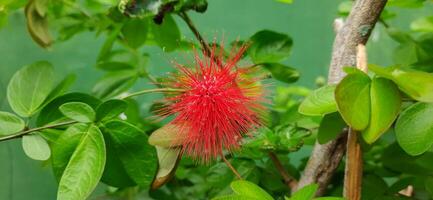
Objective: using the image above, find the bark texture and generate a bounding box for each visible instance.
[294,0,387,196]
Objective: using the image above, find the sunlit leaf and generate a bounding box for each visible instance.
[59,102,96,123]
[411,16,433,32]
[0,111,25,136]
[335,72,371,130]
[298,85,337,116]
[290,183,317,200]
[22,133,51,161]
[395,102,433,156]
[57,124,106,200]
[7,61,54,117]
[37,93,101,126]
[369,65,433,102]
[230,180,273,200]
[362,78,401,144]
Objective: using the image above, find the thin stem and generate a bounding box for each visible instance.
[0,121,77,142]
[268,152,298,190]
[178,12,223,67]
[121,88,185,99]
[220,153,242,179]
[178,12,212,56]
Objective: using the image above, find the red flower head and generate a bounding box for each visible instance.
[162,44,265,162]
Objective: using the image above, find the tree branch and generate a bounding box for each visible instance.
[295,0,387,196]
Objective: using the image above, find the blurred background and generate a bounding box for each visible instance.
[0,0,432,199]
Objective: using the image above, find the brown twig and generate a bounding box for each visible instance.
[295,0,387,196]
[268,152,298,190]
[220,153,242,179]
[343,44,367,200]
[178,12,223,67]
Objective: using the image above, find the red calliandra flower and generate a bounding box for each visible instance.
[161,44,265,162]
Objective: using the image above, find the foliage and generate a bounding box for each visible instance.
[1,0,433,200]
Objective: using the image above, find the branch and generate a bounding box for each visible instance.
[178,12,223,67]
[268,152,298,191]
[295,0,387,196]
[178,12,212,56]
[0,121,77,142]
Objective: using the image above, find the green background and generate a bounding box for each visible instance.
[0,0,430,199]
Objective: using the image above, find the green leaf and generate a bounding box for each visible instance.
[395,102,433,156]
[362,78,401,143]
[92,70,138,99]
[388,0,426,8]
[52,124,88,180]
[290,183,318,200]
[148,124,185,147]
[97,25,122,61]
[314,198,345,200]
[298,85,337,116]
[262,63,299,83]
[276,0,293,4]
[96,61,135,71]
[369,65,433,102]
[361,174,388,200]
[335,72,371,130]
[7,61,54,117]
[317,112,346,144]
[121,18,149,49]
[104,120,157,188]
[37,93,101,126]
[213,195,257,200]
[425,177,433,198]
[43,74,76,106]
[57,124,106,200]
[95,99,127,122]
[59,102,96,123]
[22,133,51,161]
[411,16,433,32]
[151,146,181,189]
[151,15,181,52]
[0,111,25,135]
[101,130,136,187]
[230,180,273,200]
[25,0,52,48]
[248,30,293,64]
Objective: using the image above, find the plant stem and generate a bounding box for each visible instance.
[0,121,77,142]
[178,12,223,67]
[220,153,242,179]
[343,44,367,200]
[178,12,212,56]
[268,152,298,190]
[295,0,387,195]
[121,88,185,99]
